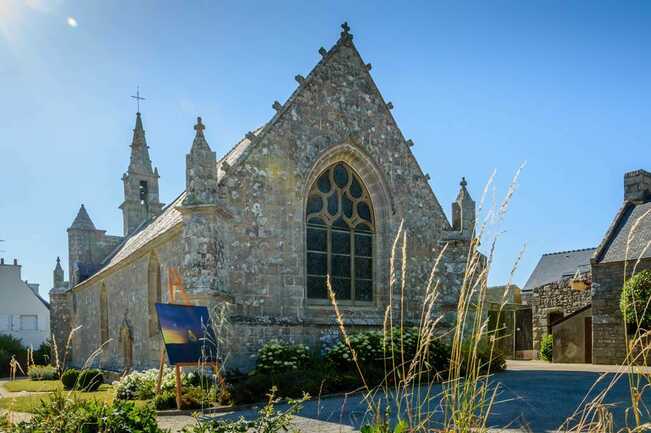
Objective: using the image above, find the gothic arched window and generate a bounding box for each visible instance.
[306,162,374,302]
[148,254,162,337]
[99,284,109,344]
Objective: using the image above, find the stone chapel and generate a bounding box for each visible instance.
[50,24,476,371]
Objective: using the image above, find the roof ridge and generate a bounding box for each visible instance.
[542,247,596,256]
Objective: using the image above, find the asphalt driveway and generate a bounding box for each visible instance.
[188,365,650,433]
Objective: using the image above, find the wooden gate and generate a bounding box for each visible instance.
[584,317,592,363]
[515,307,533,353]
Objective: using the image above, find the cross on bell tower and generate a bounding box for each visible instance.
[119,89,163,236]
[131,86,145,113]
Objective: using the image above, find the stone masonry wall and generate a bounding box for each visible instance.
[529,276,591,355]
[591,258,651,364]
[216,36,468,338]
[49,289,72,364]
[69,232,182,370]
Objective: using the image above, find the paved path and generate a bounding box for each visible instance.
[507,359,651,374]
[160,364,651,433]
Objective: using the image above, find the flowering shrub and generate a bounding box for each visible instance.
[254,339,311,374]
[114,367,218,401]
[325,330,386,368]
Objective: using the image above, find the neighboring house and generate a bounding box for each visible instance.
[51,24,477,372]
[0,258,50,348]
[524,169,651,364]
[524,248,594,358]
[591,169,651,364]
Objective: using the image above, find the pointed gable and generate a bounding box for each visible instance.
[218,22,451,232]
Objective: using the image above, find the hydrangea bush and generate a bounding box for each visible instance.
[254,339,311,374]
[114,367,212,400]
[325,327,430,369]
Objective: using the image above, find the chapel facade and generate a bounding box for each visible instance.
[50,24,476,371]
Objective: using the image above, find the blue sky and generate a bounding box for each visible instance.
[1,1,650,299]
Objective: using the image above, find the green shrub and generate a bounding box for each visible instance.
[61,368,80,390]
[460,340,506,374]
[181,388,307,433]
[28,364,59,381]
[540,334,553,361]
[32,340,52,366]
[0,334,27,377]
[13,390,164,433]
[0,412,11,431]
[254,339,312,374]
[620,270,651,331]
[154,386,218,410]
[77,369,104,391]
[153,390,177,410]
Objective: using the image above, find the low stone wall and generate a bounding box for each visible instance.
[529,276,591,356]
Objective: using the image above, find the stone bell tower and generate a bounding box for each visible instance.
[119,112,163,236]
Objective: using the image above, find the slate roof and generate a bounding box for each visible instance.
[69,204,96,230]
[594,200,651,264]
[522,248,595,292]
[95,192,186,276]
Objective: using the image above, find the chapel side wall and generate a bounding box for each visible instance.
[70,233,182,371]
[217,41,468,366]
[529,278,591,355]
[591,258,651,365]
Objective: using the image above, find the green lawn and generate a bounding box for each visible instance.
[0,385,125,413]
[3,380,63,393]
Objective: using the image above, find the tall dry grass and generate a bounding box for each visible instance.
[325,166,525,433]
[323,164,651,433]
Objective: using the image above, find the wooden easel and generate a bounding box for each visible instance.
[155,268,222,410]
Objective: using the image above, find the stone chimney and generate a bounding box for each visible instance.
[624,169,651,202]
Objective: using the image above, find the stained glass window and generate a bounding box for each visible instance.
[306,162,374,302]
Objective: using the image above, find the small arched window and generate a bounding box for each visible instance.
[99,284,109,344]
[306,162,374,302]
[148,254,162,337]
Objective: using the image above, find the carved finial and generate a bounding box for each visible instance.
[294,74,305,84]
[319,47,327,57]
[340,22,353,43]
[387,102,394,110]
[194,116,205,136]
[56,256,61,264]
[406,139,414,147]
[425,174,431,181]
[460,177,467,187]
[245,131,256,141]
[366,63,372,71]
[272,101,282,112]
